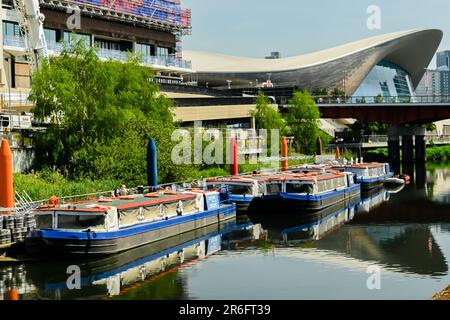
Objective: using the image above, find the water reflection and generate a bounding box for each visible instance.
[0,221,264,300]
[1,165,450,300]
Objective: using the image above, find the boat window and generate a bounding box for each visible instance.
[206,183,221,190]
[228,184,253,195]
[35,212,53,229]
[57,213,105,230]
[266,183,282,194]
[286,183,313,194]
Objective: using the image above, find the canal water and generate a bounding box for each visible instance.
[1,164,450,300]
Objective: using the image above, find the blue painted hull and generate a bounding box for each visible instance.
[252,184,361,212]
[26,204,236,256]
[357,173,394,190]
[226,195,255,211]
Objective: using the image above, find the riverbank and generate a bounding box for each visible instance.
[432,285,450,300]
[13,153,315,201]
[364,145,450,162]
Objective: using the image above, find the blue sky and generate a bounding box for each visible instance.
[182,0,450,68]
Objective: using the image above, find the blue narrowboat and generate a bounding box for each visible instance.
[205,174,279,211]
[255,170,361,211]
[333,163,394,190]
[25,190,236,256]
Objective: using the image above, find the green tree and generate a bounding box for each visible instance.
[349,120,388,135]
[252,91,286,133]
[285,91,321,154]
[29,40,196,185]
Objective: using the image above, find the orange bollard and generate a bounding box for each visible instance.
[230,137,238,176]
[4,288,19,300]
[335,147,341,160]
[0,139,14,215]
[281,136,288,171]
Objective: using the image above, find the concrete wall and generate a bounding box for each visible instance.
[173,104,258,125]
[12,148,35,173]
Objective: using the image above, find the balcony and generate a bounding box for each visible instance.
[2,37,192,71]
[3,35,25,48]
[142,55,192,70]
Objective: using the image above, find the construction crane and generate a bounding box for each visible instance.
[12,0,49,72]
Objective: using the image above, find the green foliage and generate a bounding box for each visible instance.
[30,40,172,170]
[363,145,450,163]
[426,123,437,132]
[375,94,383,103]
[28,40,198,186]
[349,120,388,135]
[14,169,120,201]
[252,91,286,134]
[285,91,321,154]
[363,148,389,162]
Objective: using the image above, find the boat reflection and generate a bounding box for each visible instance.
[1,220,264,300]
[356,187,390,215]
[245,187,448,277]
[246,198,360,246]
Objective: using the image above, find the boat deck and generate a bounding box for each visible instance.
[36,192,198,213]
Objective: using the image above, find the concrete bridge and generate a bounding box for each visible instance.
[174,95,450,165]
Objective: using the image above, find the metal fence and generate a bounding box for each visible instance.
[314,95,450,104]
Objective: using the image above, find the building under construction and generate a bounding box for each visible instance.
[0,0,192,92]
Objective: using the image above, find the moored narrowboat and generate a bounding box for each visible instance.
[205,173,280,211]
[254,170,361,211]
[25,190,236,256]
[332,163,394,189]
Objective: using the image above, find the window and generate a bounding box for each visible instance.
[228,184,253,195]
[35,213,53,229]
[136,43,154,57]
[57,213,105,230]
[63,31,91,46]
[44,28,57,46]
[266,183,282,194]
[3,21,20,38]
[156,46,169,56]
[353,60,414,100]
[286,183,313,194]
[95,38,123,51]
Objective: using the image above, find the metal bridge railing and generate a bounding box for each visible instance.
[314,95,450,105]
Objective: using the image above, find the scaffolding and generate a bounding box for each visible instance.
[39,0,192,34]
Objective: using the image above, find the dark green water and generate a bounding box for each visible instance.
[1,164,450,300]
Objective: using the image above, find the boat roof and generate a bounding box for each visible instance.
[268,171,346,182]
[36,191,198,214]
[206,173,282,184]
[337,162,386,169]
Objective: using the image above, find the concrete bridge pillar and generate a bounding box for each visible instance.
[415,134,426,164]
[388,134,400,164]
[387,125,426,165]
[402,135,414,165]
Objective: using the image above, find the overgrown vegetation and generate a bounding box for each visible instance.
[29,40,196,187]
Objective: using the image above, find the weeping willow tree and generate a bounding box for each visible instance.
[29,39,197,185]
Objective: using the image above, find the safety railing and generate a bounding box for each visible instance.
[314,95,450,104]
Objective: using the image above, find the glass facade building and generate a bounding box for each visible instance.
[352,60,414,101]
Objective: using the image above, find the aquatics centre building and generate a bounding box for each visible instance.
[184,29,443,99]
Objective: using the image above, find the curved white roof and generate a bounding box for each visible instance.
[184,29,443,92]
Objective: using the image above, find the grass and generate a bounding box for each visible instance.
[14,169,120,201]
[363,145,450,163]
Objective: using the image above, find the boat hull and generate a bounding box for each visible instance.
[25,205,236,256]
[251,185,361,212]
[227,195,254,212]
[358,173,394,190]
